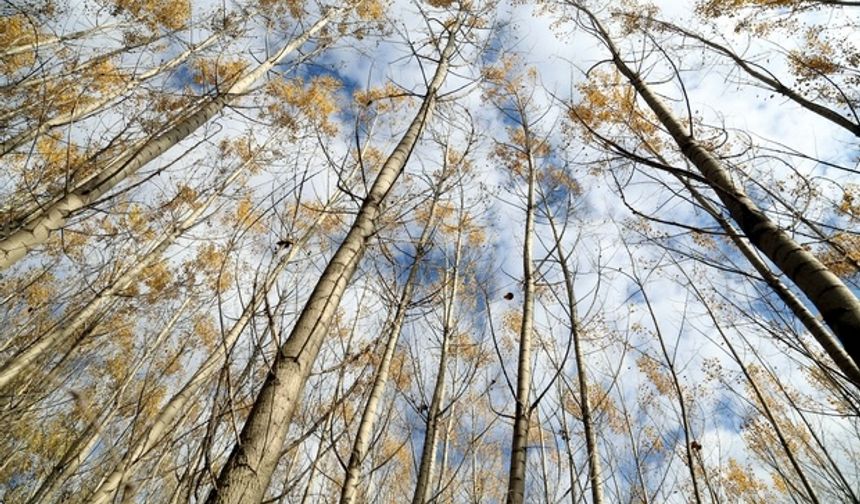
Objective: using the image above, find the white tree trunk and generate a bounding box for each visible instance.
[340,195,440,504]
[579,7,860,369]
[0,150,261,391]
[506,128,537,504]
[0,7,343,269]
[204,20,460,504]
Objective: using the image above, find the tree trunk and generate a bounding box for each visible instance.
[0,32,223,156]
[506,127,537,504]
[340,195,440,504]
[0,6,344,270]
[204,20,460,504]
[678,176,860,388]
[86,252,294,504]
[545,212,605,504]
[579,7,860,368]
[412,231,462,504]
[0,149,260,391]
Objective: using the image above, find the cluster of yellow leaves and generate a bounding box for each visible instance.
[23,273,55,307]
[31,136,84,189]
[191,243,232,292]
[266,75,342,136]
[501,308,522,338]
[539,166,581,196]
[491,126,551,179]
[258,0,304,19]
[0,15,39,73]
[142,260,173,301]
[818,232,860,278]
[353,82,404,114]
[387,347,412,391]
[233,194,268,234]
[722,458,772,500]
[192,57,248,88]
[219,136,264,175]
[690,230,718,250]
[356,0,387,20]
[838,184,860,219]
[788,28,839,81]
[112,0,191,30]
[17,58,124,121]
[696,0,802,35]
[482,55,538,100]
[379,435,411,468]
[562,385,625,433]
[193,314,218,349]
[443,148,474,176]
[636,355,675,396]
[165,184,199,212]
[610,3,660,35]
[2,417,70,484]
[570,70,663,152]
[452,331,488,367]
[352,145,386,176]
[125,204,155,239]
[141,384,166,418]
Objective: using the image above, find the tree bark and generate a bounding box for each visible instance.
[0,7,344,270]
[0,150,260,391]
[204,20,460,504]
[412,228,462,504]
[545,212,605,504]
[340,194,440,504]
[577,6,860,368]
[87,254,292,504]
[506,126,537,504]
[679,176,860,388]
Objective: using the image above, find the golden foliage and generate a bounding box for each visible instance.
[636,355,674,396]
[142,260,172,300]
[353,82,404,113]
[193,314,218,348]
[838,184,860,219]
[112,0,191,30]
[192,57,248,87]
[723,458,770,500]
[258,0,304,19]
[193,244,235,293]
[24,273,55,307]
[266,75,342,136]
[569,70,663,152]
[817,232,860,278]
[357,0,387,20]
[0,15,39,73]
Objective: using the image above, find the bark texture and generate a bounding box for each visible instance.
[340,195,440,504]
[578,7,860,368]
[412,229,461,504]
[506,129,537,504]
[204,21,459,504]
[0,151,258,391]
[0,8,341,270]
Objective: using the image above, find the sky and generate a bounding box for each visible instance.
[2,0,860,502]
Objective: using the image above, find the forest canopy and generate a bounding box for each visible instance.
[1,0,859,502]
